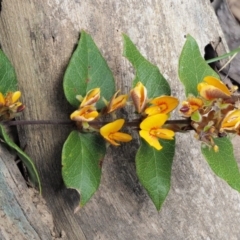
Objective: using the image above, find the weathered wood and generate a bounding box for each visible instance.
[0,144,53,240]
[0,0,240,239]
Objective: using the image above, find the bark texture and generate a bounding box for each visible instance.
[0,0,240,239]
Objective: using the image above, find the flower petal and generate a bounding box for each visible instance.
[100,119,125,138]
[110,132,132,142]
[139,130,162,150]
[130,82,147,113]
[204,76,231,96]
[11,91,21,103]
[150,128,175,140]
[140,114,168,131]
[0,92,5,106]
[146,96,179,115]
[80,88,100,107]
[107,91,128,113]
[221,109,240,130]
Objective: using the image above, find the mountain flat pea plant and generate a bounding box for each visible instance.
[1,31,240,211]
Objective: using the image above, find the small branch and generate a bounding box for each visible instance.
[2,118,193,132]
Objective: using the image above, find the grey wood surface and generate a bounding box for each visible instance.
[0,0,240,239]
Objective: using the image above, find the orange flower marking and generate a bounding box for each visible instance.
[145,96,179,116]
[80,88,100,107]
[70,105,99,122]
[107,90,128,113]
[130,82,147,113]
[197,76,231,100]
[180,97,203,117]
[139,114,175,150]
[220,109,240,132]
[100,119,132,146]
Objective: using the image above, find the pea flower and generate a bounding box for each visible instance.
[145,96,179,116]
[79,88,100,107]
[0,91,25,120]
[139,114,175,150]
[100,119,132,146]
[197,76,231,100]
[130,82,147,113]
[220,109,240,132]
[179,97,203,117]
[107,90,128,113]
[70,105,99,122]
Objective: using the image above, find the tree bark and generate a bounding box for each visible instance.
[0,0,240,239]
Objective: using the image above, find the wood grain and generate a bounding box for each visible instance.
[0,1,240,239]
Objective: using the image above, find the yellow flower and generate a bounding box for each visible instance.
[107,90,128,113]
[70,105,99,122]
[179,97,203,117]
[100,119,132,146]
[197,76,231,100]
[220,109,240,132]
[130,82,147,113]
[144,96,179,116]
[139,114,175,150]
[0,92,5,106]
[0,91,25,120]
[80,88,100,107]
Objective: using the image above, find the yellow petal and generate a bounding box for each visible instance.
[221,109,240,130]
[204,76,231,96]
[130,82,147,113]
[139,130,162,150]
[198,76,231,100]
[110,132,132,142]
[107,91,128,113]
[80,88,100,107]
[147,96,179,115]
[140,114,168,131]
[100,119,125,138]
[150,128,175,140]
[0,92,5,106]
[12,91,21,103]
[70,106,98,122]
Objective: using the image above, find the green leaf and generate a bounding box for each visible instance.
[123,34,171,98]
[178,35,219,97]
[201,137,240,192]
[136,138,175,210]
[0,124,41,192]
[0,49,18,94]
[63,31,115,109]
[62,131,106,207]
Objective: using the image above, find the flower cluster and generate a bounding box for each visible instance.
[180,76,239,151]
[0,91,25,121]
[131,82,178,150]
[70,83,179,150]
[70,88,132,146]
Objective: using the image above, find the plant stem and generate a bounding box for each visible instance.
[2,118,193,131]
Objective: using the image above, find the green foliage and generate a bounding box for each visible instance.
[201,137,240,192]
[0,124,41,192]
[0,49,18,94]
[123,34,171,98]
[136,139,175,210]
[63,31,115,109]
[178,34,219,96]
[62,131,106,207]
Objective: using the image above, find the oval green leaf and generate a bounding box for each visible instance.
[201,137,240,192]
[63,31,115,109]
[0,49,18,94]
[62,131,106,207]
[178,35,219,97]
[136,139,175,211]
[0,124,41,192]
[123,34,171,98]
